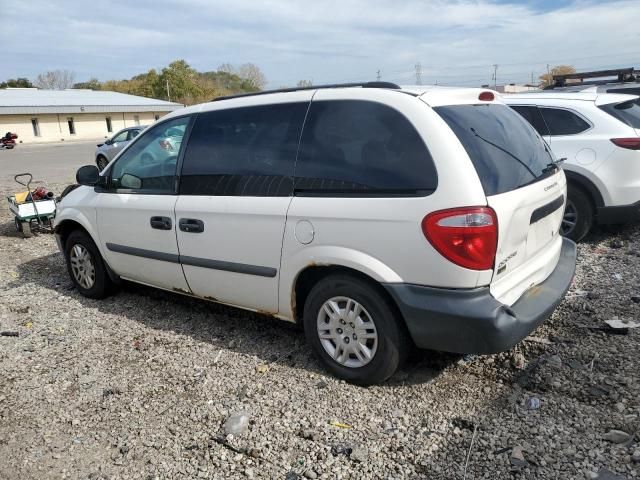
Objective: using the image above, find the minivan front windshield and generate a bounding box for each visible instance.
[435,103,556,196]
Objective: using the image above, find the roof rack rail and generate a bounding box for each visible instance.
[550,68,638,88]
[210,81,401,102]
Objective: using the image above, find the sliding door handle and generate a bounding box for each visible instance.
[179,218,205,233]
[150,216,172,230]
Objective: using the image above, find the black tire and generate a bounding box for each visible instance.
[14,216,21,233]
[303,274,408,385]
[21,221,32,238]
[64,230,112,299]
[96,155,109,170]
[561,185,593,242]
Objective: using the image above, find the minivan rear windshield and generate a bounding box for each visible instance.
[435,104,555,196]
[598,99,640,129]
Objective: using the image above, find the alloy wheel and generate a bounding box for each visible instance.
[561,200,577,236]
[69,244,96,289]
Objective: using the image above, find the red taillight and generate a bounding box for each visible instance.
[422,207,498,271]
[478,91,494,102]
[611,138,640,150]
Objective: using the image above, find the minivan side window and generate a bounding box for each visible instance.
[180,103,308,196]
[539,107,590,136]
[109,116,191,192]
[510,105,550,136]
[294,100,437,195]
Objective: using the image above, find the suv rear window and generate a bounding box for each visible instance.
[435,104,555,196]
[294,100,437,195]
[599,100,640,129]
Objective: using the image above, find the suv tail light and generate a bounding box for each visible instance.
[422,207,498,270]
[610,138,640,150]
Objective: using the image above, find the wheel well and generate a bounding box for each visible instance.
[55,220,90,250]
[564,172,603,208]
[292,265,406,329]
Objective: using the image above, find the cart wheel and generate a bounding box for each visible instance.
[21,221,32,238]
[14,216,22,232]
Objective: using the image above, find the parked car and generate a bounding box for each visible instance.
[503,91,640,241]
[95,126,146,170]
[55,83,576,384]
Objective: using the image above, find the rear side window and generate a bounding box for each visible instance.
[539,107,591,135]
[510,105,550,136]
[598,100,640,129]
[435,104,554,196]
[180,103,308,196]
[294,100,437,195]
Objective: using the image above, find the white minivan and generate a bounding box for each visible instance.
[55,83,576,384]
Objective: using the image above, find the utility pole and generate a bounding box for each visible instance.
[492,64,498,88]
[166,79,171,102]
[415,62,423,85]
[531,72,534,85]
[376,70,381,81]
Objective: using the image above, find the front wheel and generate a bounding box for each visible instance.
[96,155,109,171]
[303,274,408,385]
[561,186,593,242]
[64,230,112,299]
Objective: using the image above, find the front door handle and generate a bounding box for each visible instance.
[150,216,172,230]
[179,218,205,233]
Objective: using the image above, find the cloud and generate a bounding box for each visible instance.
[2,0,639,87]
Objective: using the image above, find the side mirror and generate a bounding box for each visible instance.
[104,138,112,145]
[76,165,99,186]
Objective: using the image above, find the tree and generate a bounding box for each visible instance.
[0,77,34,88]
[539,65,576,88]
[158,60,201,104]
[237,63,267,90]
[297,79,313,88]
[34,70,76,90]
[73,78,102,90]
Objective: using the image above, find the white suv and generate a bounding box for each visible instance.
[54,83,576,384]
[503,91,640,241]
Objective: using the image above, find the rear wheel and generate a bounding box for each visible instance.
[96,155,109,170]
[64,230,112,298]
[561,186,593,242]
[303,274,408,385]
[21,221,32,238]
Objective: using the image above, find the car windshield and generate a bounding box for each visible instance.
[435,103,555,196]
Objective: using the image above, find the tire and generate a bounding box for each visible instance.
[96,155,109,170]
[14,216,21,233]
[303,274,408,385]
[21,221,32,238]
[561,186,593,242]
[64,230,112,299]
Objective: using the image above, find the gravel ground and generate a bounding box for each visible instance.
[0,177,638,480]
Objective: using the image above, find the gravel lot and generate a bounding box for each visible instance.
[0,147,639,479]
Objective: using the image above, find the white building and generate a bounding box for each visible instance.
[0,88,183,144]
[490,83,540,94]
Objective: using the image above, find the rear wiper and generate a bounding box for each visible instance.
[470,128,537,178]
[541,157,567,175]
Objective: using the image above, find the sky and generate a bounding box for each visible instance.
[1,0,639,88]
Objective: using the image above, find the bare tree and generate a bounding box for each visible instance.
[539,65,576,88]
[34,70,76,90]
[297,79,313,88]
[237,63,267,90]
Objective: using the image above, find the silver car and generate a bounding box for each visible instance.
[95,126,146,170]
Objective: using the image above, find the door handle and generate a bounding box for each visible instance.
[179,218,205,233]
[150,216,172,230]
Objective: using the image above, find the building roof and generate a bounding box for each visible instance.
[0,88,183,115]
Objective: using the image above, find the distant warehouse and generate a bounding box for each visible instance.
[0,88,183,144]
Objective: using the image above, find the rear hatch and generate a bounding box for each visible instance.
[596,93,640,137]
[434,101,566,305]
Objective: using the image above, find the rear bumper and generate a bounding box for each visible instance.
[384,238,577,354]
[597,201,640,225]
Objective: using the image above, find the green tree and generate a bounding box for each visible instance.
[0,77,34,88]
[158,60,201,103]
[73,78,102,90]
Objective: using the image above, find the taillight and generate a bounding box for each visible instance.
[422,207,498,271]
[159,139,173,151]
[610,138,640,150]
[478,91,494,101]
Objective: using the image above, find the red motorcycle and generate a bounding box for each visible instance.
[1,132,17,149]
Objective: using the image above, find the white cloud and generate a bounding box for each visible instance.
[2,0,639,87]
